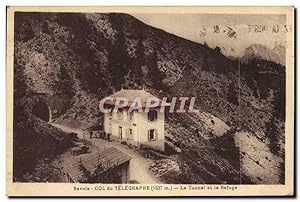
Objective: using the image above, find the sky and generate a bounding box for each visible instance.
[132,13,288,57]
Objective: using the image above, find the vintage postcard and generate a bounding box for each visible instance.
[6,6,294,196]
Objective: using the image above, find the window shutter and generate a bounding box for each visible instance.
[130,112,134,121]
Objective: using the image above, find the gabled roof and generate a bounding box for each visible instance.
[63,147,132,182]
[101,89,168,108]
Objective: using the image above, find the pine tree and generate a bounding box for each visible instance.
[131,39,144,85]
[214,46,221,53]
[265,118,280,155]
[227,80,239,105]
[108,14,129,89]
[146,50,168,91]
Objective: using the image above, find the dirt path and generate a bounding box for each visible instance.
[51,123,161,184]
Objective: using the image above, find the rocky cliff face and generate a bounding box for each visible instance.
[14,12,285,184]
[272,44,286,65]
[242,43,286,66]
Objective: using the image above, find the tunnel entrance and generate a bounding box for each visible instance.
[32,101,51,122]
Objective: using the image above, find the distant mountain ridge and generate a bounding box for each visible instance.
[242,43,285,66]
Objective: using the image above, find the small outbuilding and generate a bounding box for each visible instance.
[63,147,132,183]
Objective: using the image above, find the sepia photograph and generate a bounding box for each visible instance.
[6,6,294,196]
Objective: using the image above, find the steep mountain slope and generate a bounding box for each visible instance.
[14,12,285,183]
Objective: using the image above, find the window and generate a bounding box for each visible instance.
[128,111,134,121]
[127,128,134,140]
[117,109,123,120]
[118,126,122,139]
[148,110,157,122]
[148,129,157,141]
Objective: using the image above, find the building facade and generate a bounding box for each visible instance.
[102,89,165,152]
